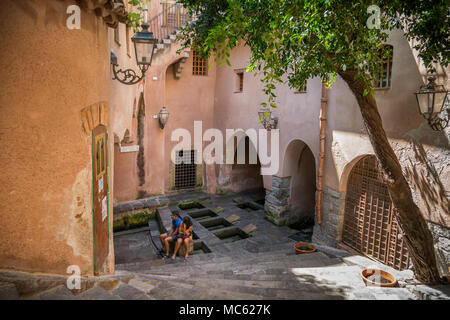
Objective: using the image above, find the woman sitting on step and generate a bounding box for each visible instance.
[171,216,193,261]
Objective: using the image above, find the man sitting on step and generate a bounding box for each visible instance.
[159,212,182,256]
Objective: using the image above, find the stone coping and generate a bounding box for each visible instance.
[113,191,207,214]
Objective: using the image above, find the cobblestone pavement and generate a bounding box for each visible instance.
[1,191,449,300]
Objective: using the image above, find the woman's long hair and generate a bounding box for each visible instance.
[182,216,192,228]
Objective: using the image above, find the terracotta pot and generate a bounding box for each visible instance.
[361,268,397,287]
[294,242,317,254]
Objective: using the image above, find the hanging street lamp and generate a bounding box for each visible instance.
[415,77,449,131]
[111,22,158,85]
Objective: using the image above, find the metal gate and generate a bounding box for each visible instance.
[175,150,197,189]
[342,156,410,270]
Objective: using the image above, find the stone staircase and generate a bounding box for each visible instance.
[118,242,349,300]
[3,240,448,300]
[148,3,192,73]
[3,189,448,300]
[113,241,426,300]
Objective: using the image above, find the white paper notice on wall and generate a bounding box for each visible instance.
[98,177,103,192]
[102,197,107,222]
[120,145,139,153]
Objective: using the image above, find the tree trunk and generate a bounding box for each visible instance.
[338,69,442,284]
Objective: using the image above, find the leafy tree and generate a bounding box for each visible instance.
[176,0,449,284]
[127,0,150,32]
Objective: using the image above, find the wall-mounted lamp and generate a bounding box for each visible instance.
[153,106,170,129]
[415,77,449,131]
[258,107,278,130]
[111,22,158,85]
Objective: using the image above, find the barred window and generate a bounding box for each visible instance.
[192,50,208,76]
[374,45,393,89]
[175,150,197,189]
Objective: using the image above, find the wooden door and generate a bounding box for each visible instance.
[342,156,410,270]
[92,125,109,274]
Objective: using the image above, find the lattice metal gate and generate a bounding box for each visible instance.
[175,150,197,189]
[342,156,410,270]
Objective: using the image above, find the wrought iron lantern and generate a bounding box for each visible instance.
[415,77,449,131]
[155,106,169,129]
[258,107,278,130]
[111,22,158,85]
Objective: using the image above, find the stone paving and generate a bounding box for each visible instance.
[0,191,449,300]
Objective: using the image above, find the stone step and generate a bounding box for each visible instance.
[138,273,301,290]
[141,275,343,300]
[0,281,19,300]
[25,285,78,300]
[137,258,347,283]
[111,282,153,300]
[0,269,134,298]
[136,269,301,282]
[138,251,340,274]
[142,277,263,300]
[78,285,122,300]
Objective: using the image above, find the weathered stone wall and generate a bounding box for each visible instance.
[264,176,291,225]
[312,187,345,247]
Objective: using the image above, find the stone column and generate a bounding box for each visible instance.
[264,176,291,226]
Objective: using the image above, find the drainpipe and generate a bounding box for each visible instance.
[316,83,327,225]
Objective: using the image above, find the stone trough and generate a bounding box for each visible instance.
[188,209,219,221]
[192,241,212,255]
[214,227,250,243]
[199,217,232,231]
[236,202,261,211]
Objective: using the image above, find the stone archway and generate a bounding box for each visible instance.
[230,135,264,193]
[265,139,316,226]
[217,131,264,194]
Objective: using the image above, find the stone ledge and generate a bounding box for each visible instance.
[114,195,170,215]
[408,284,450,300]
[0,269,135,298]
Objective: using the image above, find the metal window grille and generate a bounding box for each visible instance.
[175,150,197,189]
[192,50,208,76]
[374,45,393,89]
[342,155,410,270]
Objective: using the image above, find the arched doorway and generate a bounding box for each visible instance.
[230,135,264,193]
[282,140,316,226]
[342,155,410,270]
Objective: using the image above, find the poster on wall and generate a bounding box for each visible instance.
[98,177,103,192]
[102,196,107,222]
